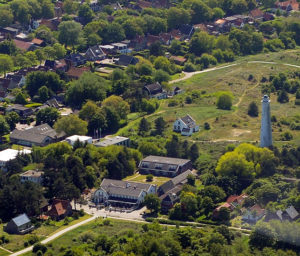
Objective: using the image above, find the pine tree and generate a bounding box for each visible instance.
[189,144,199,162]
[248,101,258,117]
[155,117,166,135]
[139,117,150,134]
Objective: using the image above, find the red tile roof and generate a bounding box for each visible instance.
[250,8,264,19]
[13,39,33,51]
[67,66,90,79]
[31,38,44,45]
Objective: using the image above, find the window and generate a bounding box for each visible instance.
[169,165,177,171]
[142,162,149,168]
[155,164,162,169]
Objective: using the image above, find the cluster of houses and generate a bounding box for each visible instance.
[213,193,300,224]
[5,199,72,234]
[93,155,194,211]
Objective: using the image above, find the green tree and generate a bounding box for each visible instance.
[54,115,88,136]
[58,21,82,49]
[139,117,151,134]
[38,85,50,103]
[183,0,212,23]
[79,100,100,121]
[40,0,54,18]
[66,72,108,108]
[78,3,94,24]
[14,92,27,104]
[144,194,161,214]
[0,7,13,28]
[100,22,125,44]
[216,93,232,110]
[167,7,190,29]
[138,142,161,156]
[25,71,64,97]
[0,116,10,135]
[189,32,215,56]
[277,90,289,103]
[215,151,256,180]
[52,43,66,59]
[248,101,258,117]
[154,69,170,83]
[10,0,31,25]
[189,144,199,162]
[36,107,59,127]
[5,112,20,130]
[102,95,130,120]
[0,55,13,75]
[155,117,166,135]
[249,222,277,249]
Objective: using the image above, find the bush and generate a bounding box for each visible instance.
[271,115,277,122]
[33,243,47,253]
[204,122,210,130]
[280,131,293,141]
[103,219,111,226]
[168,99,179,107]
[26,235,39,245]
[277,90,289,103]
[295,99,300,106]
[185,96,192,104]
[146,174,154,182]
[248,101,258,117]
[183,62,196,72]
[216,93,232,110]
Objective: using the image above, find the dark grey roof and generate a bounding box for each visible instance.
[6,104,29,112]
[144,82,162,95]
[12,214,30,227]
[100,178,152,197]
[142,155,190,166]
[180,114,196,127]
[159,170,192,194]
[117,55,138,66]
[10,124,62,144]
[85,45,105,60]
[179,24,194,35]
[45,98,60,108]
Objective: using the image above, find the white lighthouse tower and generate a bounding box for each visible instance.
[260,95,272,148]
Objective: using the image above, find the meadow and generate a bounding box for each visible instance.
[118,50,300,151]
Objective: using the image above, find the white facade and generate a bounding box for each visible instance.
[66,135,93,146]
[173,115,199,136]
[260,95,272,147]
[20,170,44,184]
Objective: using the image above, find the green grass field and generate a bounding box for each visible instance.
[118,50,300,150]
[23,219,145,255]
[123,173,170,187]
[0,215,90,252]
[0,248,9,256]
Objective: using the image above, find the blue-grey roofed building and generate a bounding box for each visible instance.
[5,213,34,234]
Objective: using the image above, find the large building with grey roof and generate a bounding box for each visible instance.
[138,155,192,177]
[93,179,156,208]
[5,213,34,234]
[10,124,65,147]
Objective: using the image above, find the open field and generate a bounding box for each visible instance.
[22,219,145,255]
[123,173,170,187]
[118,51,300,150]
[0,215,90,252]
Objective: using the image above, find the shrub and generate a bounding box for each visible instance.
[103,219,111,226]
[33,243,47,253]
[183,62,196,72]
[277,90,289,103]
[280,131,293,141]
[26,235,39,245]
[146,174,154,182]
[295,99,300,105]
[204,122,210,130]
[271,115,277,122]
[248,102,258,117]
[217,93,232,110]
[185,96,192,104]
[168,99,179,107]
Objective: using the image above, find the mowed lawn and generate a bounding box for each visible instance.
[0,215,90,252]
[124,173,170,187]
[0,248,9,256]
